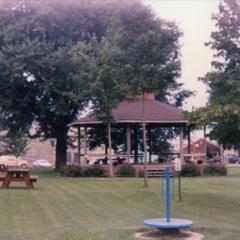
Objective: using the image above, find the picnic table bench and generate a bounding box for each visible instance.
[0,167,38,189]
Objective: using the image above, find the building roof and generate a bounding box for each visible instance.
[70,99,187,127]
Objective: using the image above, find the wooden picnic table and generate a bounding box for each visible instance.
[0,167,38,189]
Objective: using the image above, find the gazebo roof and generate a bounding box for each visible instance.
[70,98,187,127]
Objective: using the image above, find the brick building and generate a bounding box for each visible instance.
[21,139,55,167]
[183,138,221,162]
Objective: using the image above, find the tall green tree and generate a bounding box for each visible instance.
[89,2,185,183]
[90,37,129,176]
[200,0,240,149]
[107,5,182,186]
[0,0,115,169]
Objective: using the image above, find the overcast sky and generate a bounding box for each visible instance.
[143,0,220,111]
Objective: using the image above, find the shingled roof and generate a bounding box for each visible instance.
[70,98,187,127]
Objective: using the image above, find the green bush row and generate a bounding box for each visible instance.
[116,164,136,177]
[61,163,227,178]
[181,163,227,177]
[203,164,227,176]
[180,163,201,177]
[61,165,107,177]
[61,164,139,177]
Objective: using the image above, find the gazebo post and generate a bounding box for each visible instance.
[127,124,131,163]
[133,128,138,164]
[77,126,81,164]
[84,127,88,165]
[148,127,152,163]
[108,123,113,177]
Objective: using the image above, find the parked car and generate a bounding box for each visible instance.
[207,158,221,164]
[32,159,52,168]
[229,155,240,164]
[0,155,28,170]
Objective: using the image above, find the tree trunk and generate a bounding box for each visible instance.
[55,126,68,170]
[203,125,207,163]
[108,123,113,177]
[77,127,81,164]
[142,95,148,187]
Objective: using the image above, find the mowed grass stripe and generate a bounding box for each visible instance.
[0,168,240,239]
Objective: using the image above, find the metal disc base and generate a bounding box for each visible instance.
[144,218,193,230]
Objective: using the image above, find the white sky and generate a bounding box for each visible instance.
[143,0,220,111]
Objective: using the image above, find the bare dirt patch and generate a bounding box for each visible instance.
[135,229,204,240]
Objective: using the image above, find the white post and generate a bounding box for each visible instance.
[84,127,87,165]
[220,144,224,163]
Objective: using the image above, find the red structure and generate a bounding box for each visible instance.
[183,139,221,163]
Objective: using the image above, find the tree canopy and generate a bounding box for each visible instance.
[195,0,240,149]
[0,0,117,168]
[4,132,28,157]
[0,0,188,169]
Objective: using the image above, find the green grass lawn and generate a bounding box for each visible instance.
[1,168,240,240]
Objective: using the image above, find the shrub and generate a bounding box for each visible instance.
[138,170,145,178]
[83,165,107,177]
[181,163,200,177]
[203,164,227,176]
[61,164,83,177]
[117,164,136,177]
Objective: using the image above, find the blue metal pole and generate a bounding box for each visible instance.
[166,167,171,222]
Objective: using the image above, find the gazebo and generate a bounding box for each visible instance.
[69,94,188,169]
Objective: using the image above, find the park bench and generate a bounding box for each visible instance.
[147,166,174,178]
